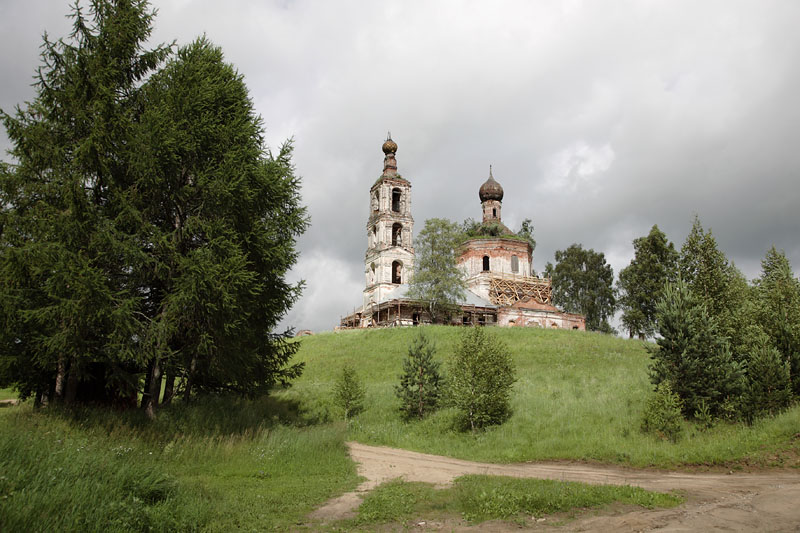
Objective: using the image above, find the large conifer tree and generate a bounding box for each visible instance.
[0,2,307,413]
[0,0,170,405]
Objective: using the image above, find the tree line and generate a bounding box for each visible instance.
[0,1,307,417]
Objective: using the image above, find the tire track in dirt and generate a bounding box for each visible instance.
[309,442,800,531]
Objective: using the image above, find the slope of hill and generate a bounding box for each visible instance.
[282,326,800,468]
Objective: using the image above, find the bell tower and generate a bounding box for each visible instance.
[363,134,415,316]
[479,165,504,223]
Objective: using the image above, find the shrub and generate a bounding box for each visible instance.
[333,365,366,421]
[641,382,683,442]
[447,327,516,431]
[396,331,443,421]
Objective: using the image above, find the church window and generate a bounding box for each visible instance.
[482,256,490,271]
[392,188,401,212]
[392,261,402,284]
[492,208,496,218]
[511,255,519,273]
[392,223,402,246]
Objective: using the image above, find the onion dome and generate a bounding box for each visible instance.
[382,133,397,154]
[479,165,504,202]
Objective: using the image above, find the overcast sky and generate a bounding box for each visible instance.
[2,0,799,333]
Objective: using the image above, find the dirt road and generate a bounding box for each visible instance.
[310,442,800,531]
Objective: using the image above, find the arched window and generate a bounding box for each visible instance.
[392,188,401,212]
[372,225,377,245]
[392,261,402,284]
[370,262,376,284]
[511,255,519,273]
[492,208,496,217]
[392,223,402,246]
[482,256,490,271]
[372,191,379,211]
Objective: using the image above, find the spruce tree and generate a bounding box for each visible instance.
[333,365,366,421]
[742,331,793,420]
[396,331,442,420]
[650,279,745,419]
[754,247,800,395]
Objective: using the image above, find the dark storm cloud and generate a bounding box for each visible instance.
[3,1,799,332]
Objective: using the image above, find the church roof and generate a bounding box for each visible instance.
[479,166,504,202]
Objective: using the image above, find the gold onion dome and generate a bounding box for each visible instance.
[382,134,398,154]
[479,166,504,202]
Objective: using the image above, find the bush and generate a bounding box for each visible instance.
[396,331,443,421]
[447,327,516,431]
[641,382,683,442]
[333,365,366,420]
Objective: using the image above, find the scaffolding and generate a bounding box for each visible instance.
[488,273,552,307]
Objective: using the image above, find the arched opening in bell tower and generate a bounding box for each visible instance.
[392,223,402,246]
[483,256,490,271]
[392,261,403,284]
[392,188,401,212]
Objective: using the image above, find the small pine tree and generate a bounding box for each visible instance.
[333,364,366,421]
[745,334,793,420]
[447,327,516,432]
[650,279,745,420]
[395,331,443,421]
[641,382,683,442]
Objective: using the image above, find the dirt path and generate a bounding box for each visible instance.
[309,442,800,531]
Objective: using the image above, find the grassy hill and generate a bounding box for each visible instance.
[2,326,798,531]
[281,325,800,468]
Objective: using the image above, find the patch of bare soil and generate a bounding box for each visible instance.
[309,442,800,532]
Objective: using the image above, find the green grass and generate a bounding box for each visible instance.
[282,326,800,468]
[340,476,683,528]
[0,387,15,401]
[0,397,359,532]
[3,325,799,530]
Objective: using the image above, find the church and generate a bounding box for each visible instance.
[339,136,585,331]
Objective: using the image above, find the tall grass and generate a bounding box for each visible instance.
[0,396,359,532]
[283,326,800,467]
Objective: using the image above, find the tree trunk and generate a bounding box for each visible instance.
[34,390,43,409]
[54,354,66,402]
[145,354,161,420]
[64,360,78,405]
[141,359,153,409]
[183,356,197,402]
[162,373,176,406]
